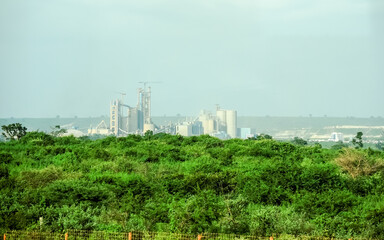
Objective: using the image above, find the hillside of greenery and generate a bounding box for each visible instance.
[1,132,384,239]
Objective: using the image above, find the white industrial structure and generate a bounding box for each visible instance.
[329,132,344,142]
[88,120,109,135]
[88,83,239,138]
[240,128,252,139]
[176,106,238,139]
[109,83,154,136]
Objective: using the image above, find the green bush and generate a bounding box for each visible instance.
[20,131,55,146]
[1,133,383,238]
[247,204,314,236]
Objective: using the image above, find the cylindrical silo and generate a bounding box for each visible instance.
[226,110,237,138]
[216,110,227,124]
[143,123,155,133]
[216,109,227,132]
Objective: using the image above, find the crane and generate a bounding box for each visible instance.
[138,81,162,91]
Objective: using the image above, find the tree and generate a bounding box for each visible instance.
[50,125,67,137]
[331,141,349,150]
[256,133,273,140]
[335,148,384,178]
[291,137,308,146]
[352,132,363,149]
[144,130,154,140]
[1,123,27,140]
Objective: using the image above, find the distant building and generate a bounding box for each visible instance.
[88,120,110,135]
[176,121,203,137]
[107,86,238,138]
[329,132,344,142]
[240,128,251,139]
[181,107,238,138]
[109,86,152,136]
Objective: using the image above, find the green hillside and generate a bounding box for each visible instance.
[1,132,384,239]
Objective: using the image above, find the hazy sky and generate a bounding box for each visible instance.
[1,0,383,118]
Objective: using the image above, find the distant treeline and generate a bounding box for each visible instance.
[1,116,384,136]
[1,131,384,239]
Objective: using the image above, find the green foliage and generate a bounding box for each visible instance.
[0,151,13,164]
[0,164,9,179]
[1,133,384,238]
[255,133,273,140]
[50,125,67,137]
[18,165,66,188]
[169,190,224,233]
[247,204,313,236]
[44,203,100,231]
[1,123,27,140]
[291,137,308,146]
[331,141,349,150]
[335,148,384,178]
[21,131,55,146]
[352,131,364,149]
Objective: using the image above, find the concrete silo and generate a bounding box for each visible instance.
[226,110,237,138]
[127,107,141,133]
[199,111,218,135]
[216,109,227,132]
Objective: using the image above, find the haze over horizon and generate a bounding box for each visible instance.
[1,0,383,118]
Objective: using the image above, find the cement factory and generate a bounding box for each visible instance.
[88,84,241,139]
[85,85,364,142]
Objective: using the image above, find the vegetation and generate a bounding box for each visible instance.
[1,123,27,140]
[50,125,67,137]
[1,130,384,239]
[291,137,308,146]
[335,148,384,178]
[352,131,364,149]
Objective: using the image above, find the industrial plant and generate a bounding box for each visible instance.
[88,84,240,139]
[175,107,238,139]
[109,83,155,136]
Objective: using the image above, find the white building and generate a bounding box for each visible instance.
[88,120,110,135]
[240,128,251,139]
[196,107,238,138]
[329,132,344,142]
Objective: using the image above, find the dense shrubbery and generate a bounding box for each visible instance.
[1,132,384,238]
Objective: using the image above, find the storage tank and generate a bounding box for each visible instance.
[202,119,216,134]
[208,119,217,134]
[216,110,227,125]
[176,124,193,136]
[143,123,155,133]
[226,110,237,138]
[216,109,227,132]
[127,107,139,133]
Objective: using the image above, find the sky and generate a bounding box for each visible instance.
[0,0,383,118]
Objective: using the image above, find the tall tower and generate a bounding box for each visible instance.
[139,86,151,124]
[137,85,153,133]
[226,110,237,138]
[216,108,227,132]
[110,100,120,136]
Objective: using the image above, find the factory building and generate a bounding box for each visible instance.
[100,83,239,139]
[88,120,109,135]
[109,84,153,136]
[329,132,344,142]
[177,107,238,139]
[176,121,203,137]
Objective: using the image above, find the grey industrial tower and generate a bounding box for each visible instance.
[110,84,153,136]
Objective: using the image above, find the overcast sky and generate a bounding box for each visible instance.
[0,0,383,118]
